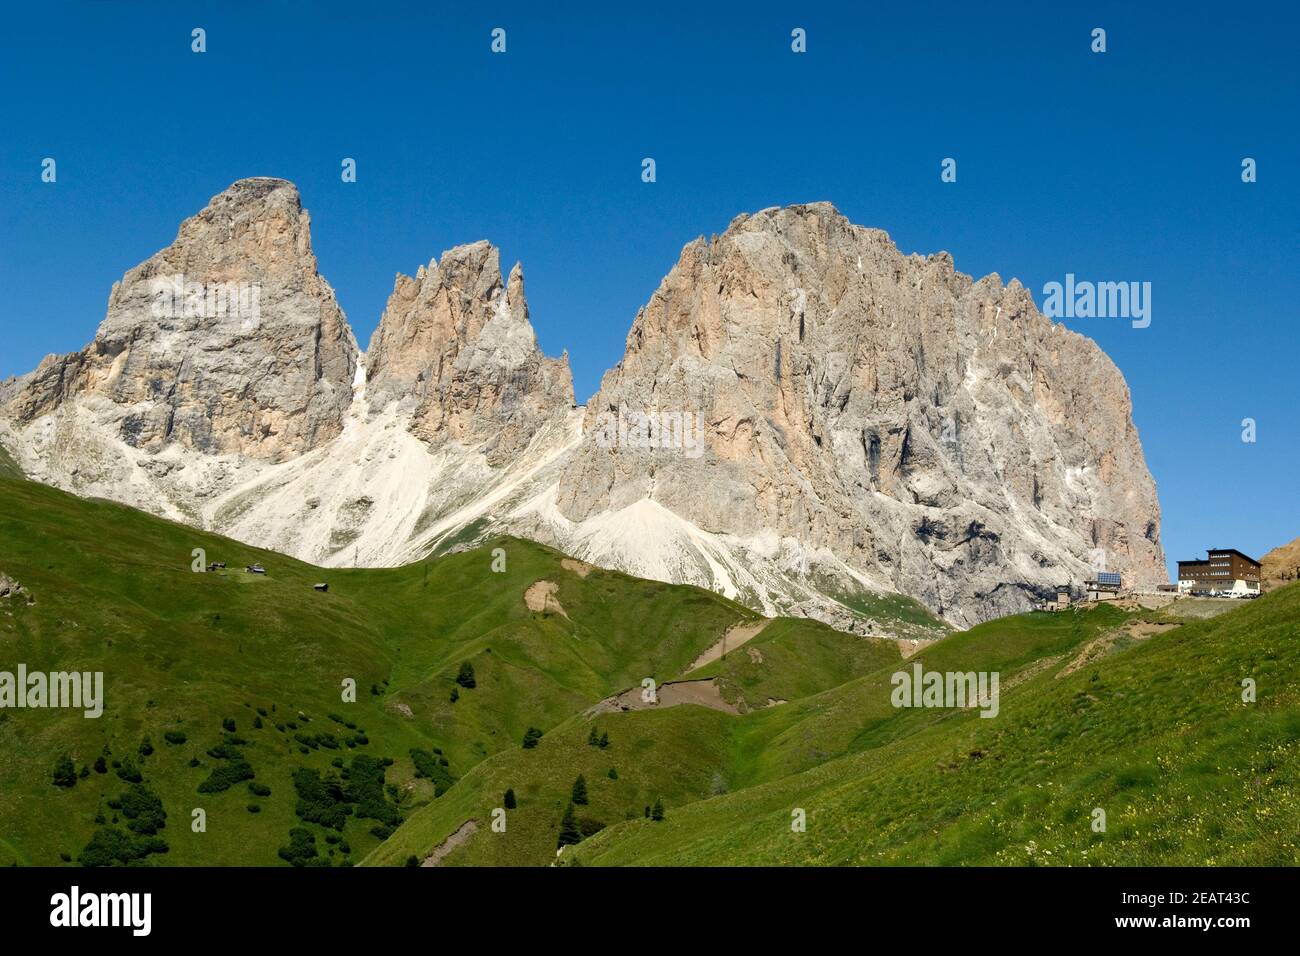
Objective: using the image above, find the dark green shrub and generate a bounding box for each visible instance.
[197,760,254,793]
[455,662,476,689]
[51,755,77,789]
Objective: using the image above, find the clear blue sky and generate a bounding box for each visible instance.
[1,1,1296,577]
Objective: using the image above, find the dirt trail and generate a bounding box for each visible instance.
[1058,620,1181,678]
[421,820,478,867]
[587,678,739,716]
[686,619,770,673]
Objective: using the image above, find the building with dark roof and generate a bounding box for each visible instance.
[1176,549,1260,592]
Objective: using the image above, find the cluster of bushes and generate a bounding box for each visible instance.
[328,713,359,730]
[586,727,610,749]
[163,731,187,745]
[55,741,166,790]
[409,748,456,796]
[114,784,167,835]
[295,729,366,752]
[205,742,243,761]
[197,738,255,793]
[277,827,325,867]
[294,731,341,752]
[80,828,169,867]
[521,727,543,749]
[347,755,402,829]
[291,755,404,837]
[292,768,352,830]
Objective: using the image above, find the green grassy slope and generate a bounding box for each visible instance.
[366,614,905,867]
[566,587,1300,866]
[0,476,774,865]
[0,444,23,480]
[365,601,1135,866]
[6,472,1295,869]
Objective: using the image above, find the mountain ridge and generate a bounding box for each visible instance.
[0,179,1164,629]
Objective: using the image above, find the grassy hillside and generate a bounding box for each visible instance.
[0,444,22,480]
[564,587,1300,866]
[4,472,1295,868]
[0,475,779,865]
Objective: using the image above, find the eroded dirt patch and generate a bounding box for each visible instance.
[561,558,594,578]
[587,678,739,716]
[422,820,478,867]
[896,638,937,659]
[524,580,568,617]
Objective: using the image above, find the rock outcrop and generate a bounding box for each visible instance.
[0,572,29,602]
[1261,536,1300,591]
[367,241,574,466]
[4,178,357,465]
[541,204,1164,625]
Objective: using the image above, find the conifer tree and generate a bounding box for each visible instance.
[557,803,581,847]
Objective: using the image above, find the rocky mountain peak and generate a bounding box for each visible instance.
[553,203,1164,625]
[366,240,573,465]
[2,177,358,468]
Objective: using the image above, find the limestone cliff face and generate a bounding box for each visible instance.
[552,203,1164,624]
[366,241,574,466]
[3,178,358,463]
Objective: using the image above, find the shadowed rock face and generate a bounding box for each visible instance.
[367,241,575,466]
[3,178,358,462]
[553,203,1164,624]
[0,185,1163,628]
